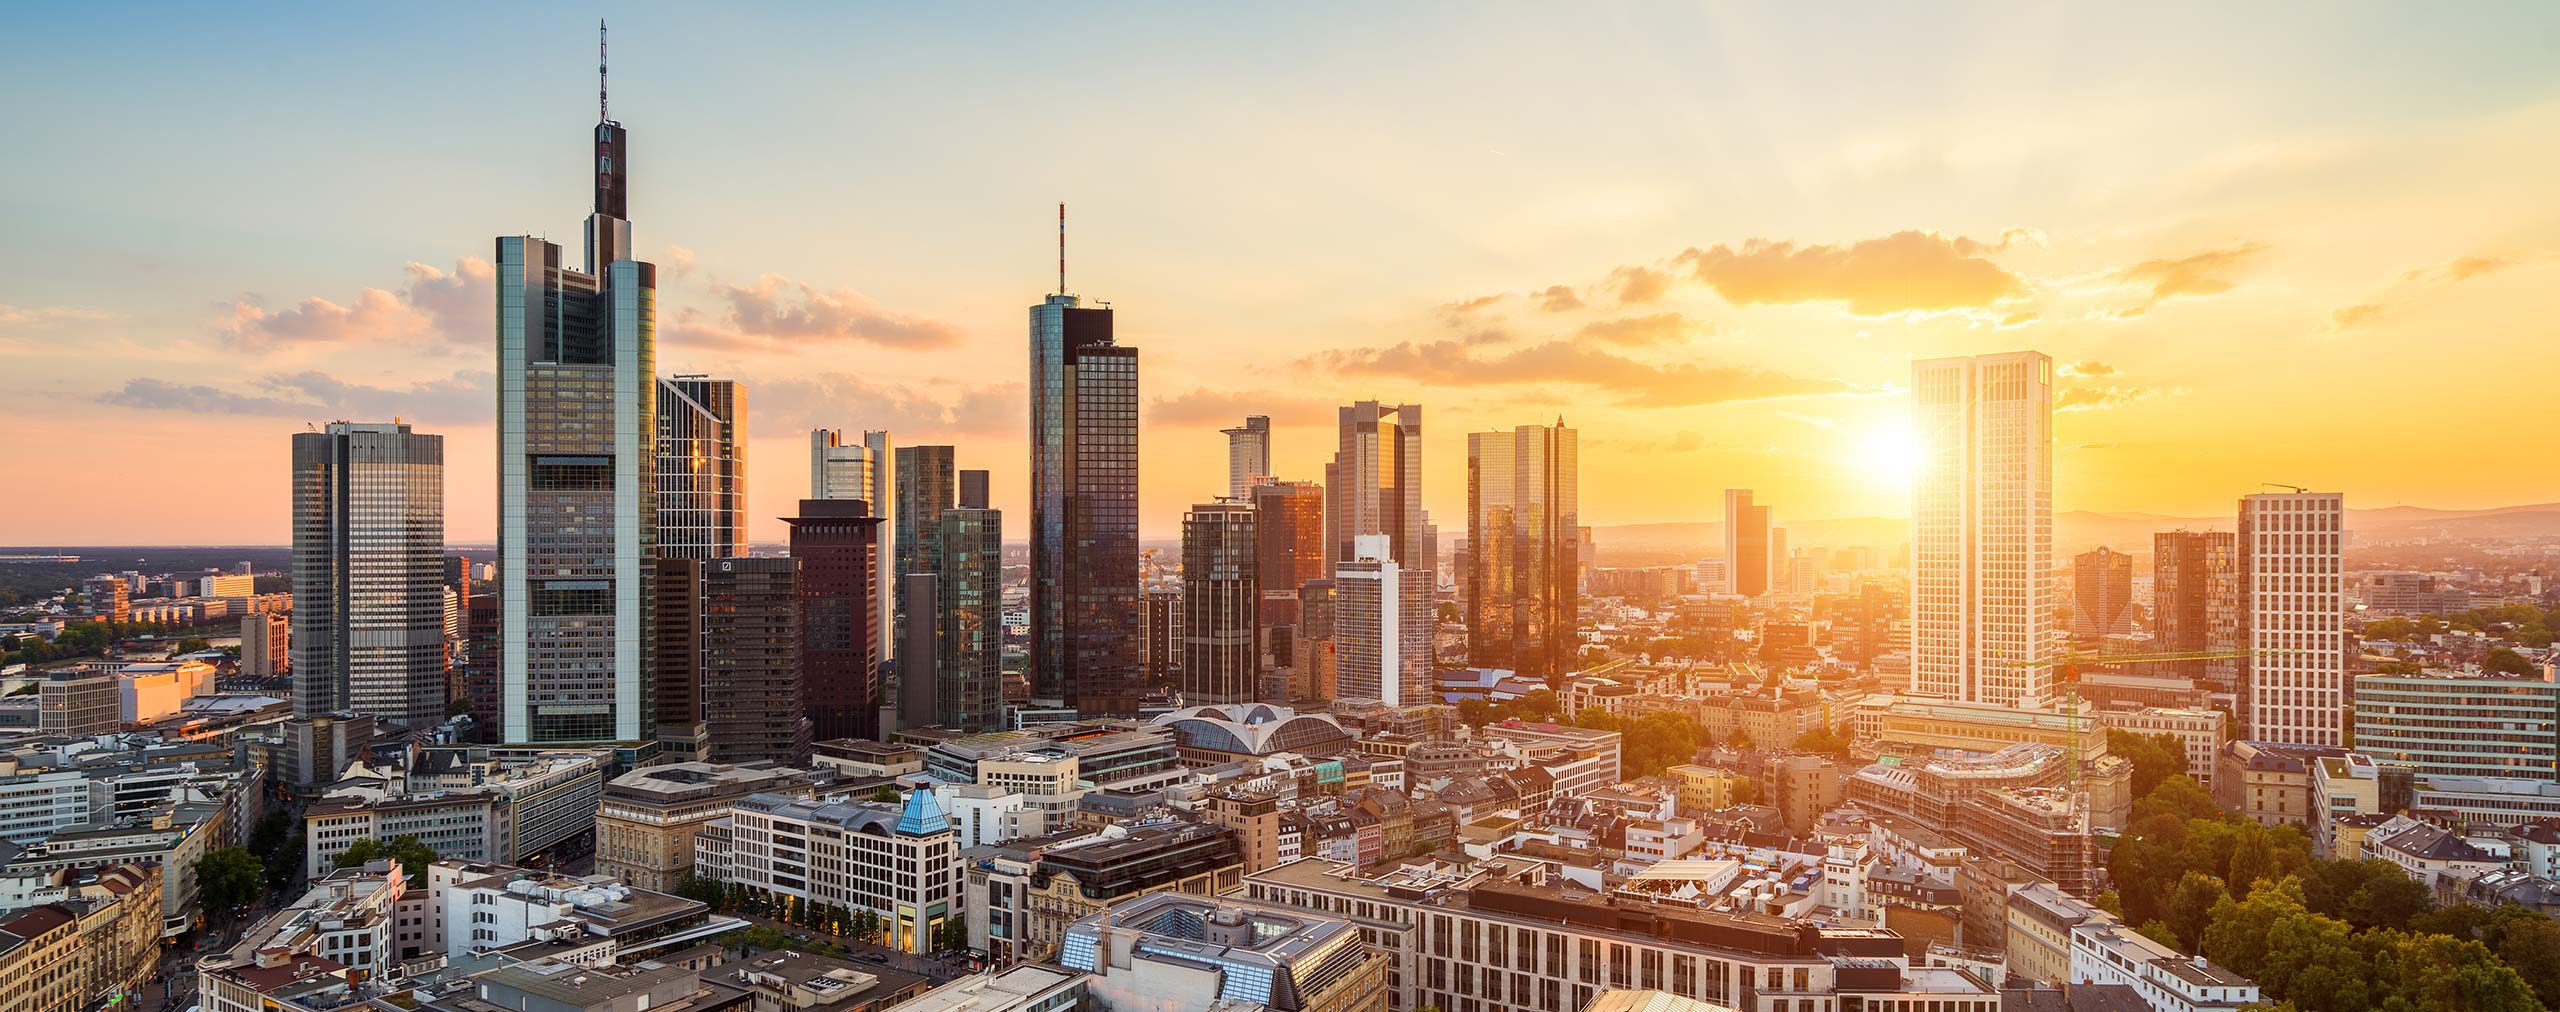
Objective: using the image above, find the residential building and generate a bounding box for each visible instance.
[1182,500,1260,705]
[1028,289,1140,717]
[1060,892,1391,1012]
[1324,402,1426,575]
[2068,916,2260,1012]
[700,557,810,766]
[1337,536,1429,706]
[1722,490,1773,598]
[2239,491,2347,747]
[2152,531,2240,691]
[2353,667,2560,782]
[1224,416,1271,500]
[292,420,447,729]
[2071,547,2133,641]
[1467,421,1580,683]
[1910,352,2054,709]
[2215,740,2351,828]
[242,611,289,681]
[787,499,885,743]
[696,791,963,954]
[594,762,820,892]
[494,98,658,747]
[657,376,748,561]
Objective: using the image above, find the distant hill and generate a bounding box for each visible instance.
[1590,502,2560,564]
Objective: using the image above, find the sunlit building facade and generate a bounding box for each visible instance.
[655,376,746,561]
[1028,293,1140,716]
[2241,491,2347,747]
[291,421,446,728]
[1910,351,2054,709]
[1467,421,1579,682]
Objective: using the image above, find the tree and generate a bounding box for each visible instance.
[871,785,903,804]
[2165,871,2229,952]
[2108,729,2192,799]
[1790,725,1853,759]
[2484,648,2536,677]
[334,835,440,886]
[195,847,266,924]
[174,637,211,654]
[2489,915,2560,1010]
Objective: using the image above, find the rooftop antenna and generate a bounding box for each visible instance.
[1058,202,1067,296]
[598,19,609,123]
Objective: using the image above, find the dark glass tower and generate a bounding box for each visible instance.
[495,80,656,746]
[937,471,1004,732]
[1028,293,1140,716]
[291,422,446,729]
[656,377,747,561]
[1181,500,1259,705]
[893,445,956,649]
[1465,421,1579,683]
[786,499,884,741]
[701,557,811,765]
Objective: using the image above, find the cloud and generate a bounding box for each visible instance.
[1442,293,1506,315]
[661,245,698,283]
[1604,265,1673,305]
[1146,388,1333,427]
[0,304,113,329]
[2111,242,2267,303]
[1997,311,2040,329]
[2403,255,2514,284]
[98,370,493,421]
[400,259,494,343]
[2330,303,2386,330]
[2056,383,2178,412]
[1304,337,1854,407]
[2334,252,2546,331]
[1575,313,1698,347]
[2056,360,2117,378]
[674,274,964,350]
[219,257,494,349]
[1668,430,1705,452]
[1531,285,1583,313]
[752,373,1022,436]
[1672,230,2027,315]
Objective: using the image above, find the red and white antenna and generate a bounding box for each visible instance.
[598,19,609,122]
[1058,202,1067,296]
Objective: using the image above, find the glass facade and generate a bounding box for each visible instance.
[1183,501,1260,705]
[655,377,747,561]
[895,444,957,648]
[936,505,1004,732]
[290,422,446,728]
[1028,295,1141,716]
[701,557,811,764]
[1465,423,1579,682]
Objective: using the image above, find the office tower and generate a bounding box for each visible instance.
[2154,531,2241,690]
[241,612,288,680]
[1910,351,2054,709]
[895,445,957,650]
[494,77,658,746]
[655,376,747,561]
[700,557,811,765]
[1028,289,1140,716]
[291,421,446,729]
[444,553,473,644]
[652,557,708,761]
[897,572,940,730]
[1466,421,1580,682]
[785,499,884,741]
[1182,501,1260,705]
[1336,535,1429,706]
[1251,481,1325,641]
[2072,546,2135,642]
[809,428,874,500]
[862,430,896,662]
[82,577,127,623]
[1324,402,1425,573]
[1295,580,1337,701]
[935,471,1004,732]
[1141,586,1183,681]
[2240,492,2347,747]
[1223,415,1271,500]
[1722,490,1773,596]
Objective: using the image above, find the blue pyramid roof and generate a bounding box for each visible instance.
[896,788,949,836]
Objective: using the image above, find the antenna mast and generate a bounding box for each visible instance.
[598,19,609,122]
[1058,203,1067,296]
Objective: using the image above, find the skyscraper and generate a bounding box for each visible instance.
[1336,535,1429,706]
[655,376,746,561]
[1223,416,1270,500]
[1029,288,1140,717]
[2240,491,2347,747]
[1324,402,1425,574]
[291,421,446,729]
[2072,546,2134,642]
[1722,490,1773,597]
[652,557,707,761]
[1466,421,1580,682]
[495,69,658,746]
[1182,501,1259,705]
[1141,586,1183,682]
[1910,351,2054,709]
[935,471,1004,732]
[812,429,898,665]
[895,445,957,650]
[785,499,884,741]
[810,428,874,501]
[2154,530,2240,690]
[1251,480,1325,647]
[700,557,811,765]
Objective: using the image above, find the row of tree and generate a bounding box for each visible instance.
[677,875,929,949]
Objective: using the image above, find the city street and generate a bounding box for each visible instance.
[728,913,976,984]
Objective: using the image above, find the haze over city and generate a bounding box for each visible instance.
[8,4,2559,545]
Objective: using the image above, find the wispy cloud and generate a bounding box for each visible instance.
[1531,285,1584,312]
[2331,252,2546,331]
[672,274,964,350]
[752,373,1021,436]
[2111,242,2267,306]
[1303,337,1855,407]
[1575,313,1700,347]
[98,370,494,421]
[1146,388,1333,427]
[1672,229,2029,315]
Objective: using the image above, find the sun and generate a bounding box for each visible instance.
[1854,422,1924,487]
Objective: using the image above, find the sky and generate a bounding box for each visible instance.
[5,3,2559,546]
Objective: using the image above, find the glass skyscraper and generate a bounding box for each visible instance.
[1910,351,2054,709]
[894,444,957,651]
[1029,292,1140,717]
[1181,500,1260,705]
[935,471,1004,732]
[290,421,447,729]
[1466,421,1579,683]
[655,376,746,561]
[495,104,658,746]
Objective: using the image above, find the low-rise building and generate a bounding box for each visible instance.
[963,822,1245,964]
[2067,916,2259,1012]
[695,791,963,955]
[2096,707,2227,789]
[874,965,1086,1012]
[595,762,821,892]
[729,948,930,1012]
[1060,891,1391,1012]
[418,958,754,1012]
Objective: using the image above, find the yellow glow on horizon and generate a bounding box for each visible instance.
[1854,422,1924,489]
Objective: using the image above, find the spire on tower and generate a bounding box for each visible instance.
[1058,202,1067,296]
[599,19,609,123]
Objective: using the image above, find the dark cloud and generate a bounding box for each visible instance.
[1146,389,1332,427]
[98,370,493,422]
[751,373,1022,437]
[1672,230,2027,315]
[2113,243,2267,302]
[1531,285,1584,313]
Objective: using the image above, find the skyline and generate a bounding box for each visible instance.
[9,5,2560,545]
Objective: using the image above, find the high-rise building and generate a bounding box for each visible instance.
[1140,586,1182,682]
[1722,489,1773,597]
[2241,492,2347,746]
[1465,421,1579,682]
[785,499,883,742]
[2072,546,2134,641]
[495,81,658,746]
[2154,531,2240,690]
[292,422,446,729]
[700,557,810,765]
[1324,402,1425,574]
[651,557,708,762]
[654,376,746,561]
[895,445,957,650]
[240,612,288,681]
[82,577,127,624]
[935,472,1004,732]
[1222,416,1270,500]
[1029,290,1139,716]
[809,428,874,501]
[1250,480,1325,646]
[810,427,896,662]
[1910,351,2054,709]
[1181,501,1259,705]
[1336,535,1429,706]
